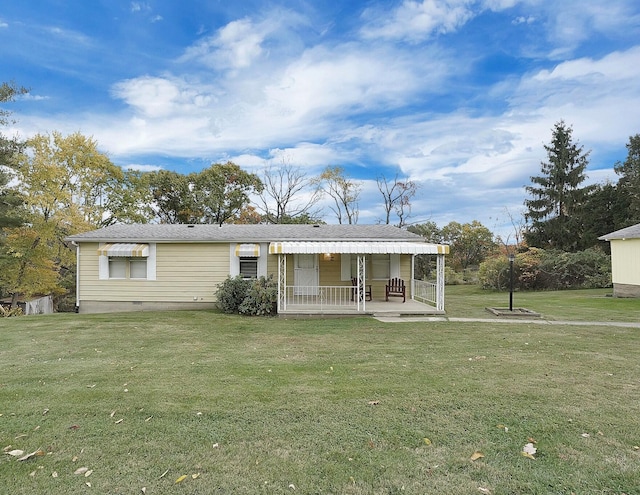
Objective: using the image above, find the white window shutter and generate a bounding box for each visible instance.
[257,243,268,277]
[146,243,156,280]
[390,254,401,279]
[341,253,351,281]
[98,244,109,280]
[229,244,240,277]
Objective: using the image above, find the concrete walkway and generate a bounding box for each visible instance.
[373,315,640,328]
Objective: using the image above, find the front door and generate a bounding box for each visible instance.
[294,254,318,296]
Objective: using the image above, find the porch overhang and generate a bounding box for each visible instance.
[268,241,449,255]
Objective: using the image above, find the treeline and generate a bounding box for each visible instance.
[1,83,421,307]
[2,80,639,306]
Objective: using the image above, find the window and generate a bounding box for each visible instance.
[341,253,399,281]
[98,243,155,281]
[371,254,390,280]
[239,257,258,279]
[109,258,147,279]
[130,259,148,279]
[109,259,127,279]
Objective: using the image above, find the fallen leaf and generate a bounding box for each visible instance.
[2,445,12,452]
[478,488,491,494]
[521,451,536,460]
[85,470,93,477]
[74,467,90,475]
[289,483,296,490]
[581,433,590,438]
[159,469,169,478]
[175,475,187,484]
[528,437,537,444]
[72,456,78,462]
[52,471,58,478]
[212,443,219,449]
[115,419,124,424]
[110,411,116,418]
[423,438,432,445]
[141,488,146,494]
[29,470,37,477]
[6,449,24,457]
[522,443,537,455]
[470,451,484,461]
[69,425,80,430]
[42,408,49,415]
[368,400,380,406]
[86,482,91,487]
[87,384,96,388]
[15,434,28,439]
[192,473,200,479]
[18,449,45,461]
[145,416,153,422]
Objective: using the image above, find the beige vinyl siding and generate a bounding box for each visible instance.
[319,255,343,285]
[79,242,229,303]
[610,239,640,286]
[266,251,279,278]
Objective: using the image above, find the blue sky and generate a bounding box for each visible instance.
[2,0,640,237]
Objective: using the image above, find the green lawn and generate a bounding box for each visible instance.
[445,285,640,322]
[1,289,640,494]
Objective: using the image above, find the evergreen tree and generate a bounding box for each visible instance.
[614,133,640,226]
[524,121,594,251]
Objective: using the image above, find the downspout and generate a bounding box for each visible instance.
[72,241,79,313]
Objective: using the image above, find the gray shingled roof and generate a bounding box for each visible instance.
[66,223,426,243]
[598,223,640,241]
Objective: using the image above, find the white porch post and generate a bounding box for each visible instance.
[436,253,445,311]
[411,255,415,301]
[356,255,366,312]
[278,254,287,312]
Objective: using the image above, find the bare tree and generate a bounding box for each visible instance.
[315,166,361,224]
[495,207,527,251]
[257,158,322,224]
[376,173,418,227]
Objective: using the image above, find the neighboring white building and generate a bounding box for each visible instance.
[599,223,640,298]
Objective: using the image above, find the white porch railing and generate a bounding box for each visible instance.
[284,285,356,310]
[413,280,437,306]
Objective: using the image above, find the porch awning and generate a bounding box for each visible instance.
[97,243,149,257]
[269,241,449,255]
[235,243,261,257]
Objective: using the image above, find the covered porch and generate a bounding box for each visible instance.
[268,241,449,316]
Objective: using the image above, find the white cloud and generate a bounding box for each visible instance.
[360,0,477,41]
[180,11,306,71]
[181,18,264,69]
[111,76,214,119]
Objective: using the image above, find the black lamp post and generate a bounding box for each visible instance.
[508,253,515,312]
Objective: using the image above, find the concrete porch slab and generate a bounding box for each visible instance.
[278,298,444,317]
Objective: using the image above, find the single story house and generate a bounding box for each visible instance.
[65,224,449,315]
[599,222,640,297]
